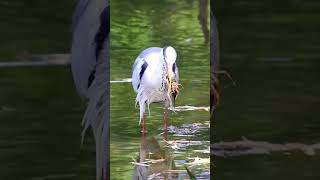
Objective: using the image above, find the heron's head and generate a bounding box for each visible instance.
[163,46,177,80]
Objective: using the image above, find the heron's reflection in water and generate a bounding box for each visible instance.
[133,132,188,180]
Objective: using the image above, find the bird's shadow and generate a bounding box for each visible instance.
[132,132,179,180]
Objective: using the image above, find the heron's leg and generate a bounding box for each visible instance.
[140,130,147,145]
[140,114,148,134]
[163,108,169,139]
[163,109,169,129]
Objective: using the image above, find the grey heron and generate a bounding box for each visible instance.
[132,46,180,133]
[70,0,109,179]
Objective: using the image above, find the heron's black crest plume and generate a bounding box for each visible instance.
[172,63,176,72]
[162,46,168,59]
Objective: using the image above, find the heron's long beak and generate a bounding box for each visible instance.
[166,64,179,108]
[167,64,174,92]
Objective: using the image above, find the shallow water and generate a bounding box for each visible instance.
[110,0,210,179]
[0,0,74,60]
[213,0,320,179]
[0,66,86,179]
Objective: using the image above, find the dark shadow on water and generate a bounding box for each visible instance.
[132,122,210,179]
[132,134,180,180]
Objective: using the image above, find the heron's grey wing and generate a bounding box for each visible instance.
[138,47,162,58]
[72,0,110,180]
[71,0,107,99]
[132,47,163,92]
[132,57,147,92]
[82,33,109,180]
[71,0,89,31]
[82,35,109,180]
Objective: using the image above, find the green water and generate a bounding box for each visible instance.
[213,0,320,179]
[110,0,210,179]
[0,0,74,60]
[0,66,87,179]
[0,1,94,179]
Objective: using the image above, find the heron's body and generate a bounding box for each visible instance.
[132,47,179,130]
[71,0,109,179]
